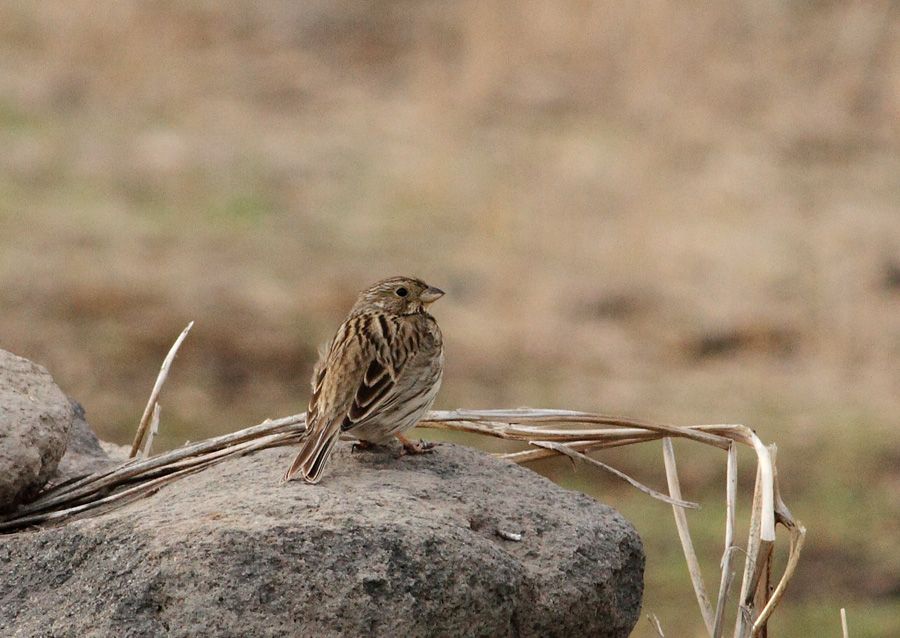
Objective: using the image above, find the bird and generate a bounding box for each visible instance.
[283,276,445,484]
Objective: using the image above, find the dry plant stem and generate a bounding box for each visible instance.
[128,430,306,481]
[713,443,739,638]
[722,444,738,564]
[752,446,777,638]
[724,427,775,542]
[495,424,757,463]
[745,445,782,637]
[840,608,848,638]
[715,560,737,638]
[662,437,715,637]
[751,542,774,638]
[7,413,307,519]
[648,614,666,637]
[0,464,210,531]
[129,321,194,458]
[141,403,161,458]
[735,466,765,638]
[426,409,732,449]
[9,460,139,518]
[533,440,699,509]
[752,523,804,636]
[751,447,807,635]
[500,436,655,463]
[0,428,308,530]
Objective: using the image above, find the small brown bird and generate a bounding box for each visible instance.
[283,276,445,483]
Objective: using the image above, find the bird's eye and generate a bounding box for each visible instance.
[395,287,408,297]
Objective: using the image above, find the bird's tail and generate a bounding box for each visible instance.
[283,423,339,484]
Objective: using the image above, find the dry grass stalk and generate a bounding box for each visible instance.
[533,440,698,509]
[648,613,666,637]
[751,447,806,635]
[4,413,305,523]
[840,608,848,638]
[751,447,778,638]
[129,321,194,458]
[734,465,772,638]
[428,409,733,449]
[1,464,212,530]
[712,443,739,638]
[662,437,715,635]
[2,406,803,636]
[141,402,161,458]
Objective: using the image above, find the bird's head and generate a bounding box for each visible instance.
[351,276,445,316]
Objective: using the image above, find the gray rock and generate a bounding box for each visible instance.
[52,400,116,483]
[0,349,74,512]
[0,442,644,637]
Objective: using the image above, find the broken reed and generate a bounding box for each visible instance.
[1,324,805,638]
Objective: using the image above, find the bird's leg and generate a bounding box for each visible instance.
[351,440,376,454]
[395,433,436,455]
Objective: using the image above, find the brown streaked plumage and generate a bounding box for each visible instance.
[283,276,445,484]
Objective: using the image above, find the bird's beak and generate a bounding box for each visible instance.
[420,286,445,304]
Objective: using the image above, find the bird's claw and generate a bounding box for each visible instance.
[351,441,375,454]
[400,438,436,455]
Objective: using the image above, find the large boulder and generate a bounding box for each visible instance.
[0,441,644,637]
[0,349,74,511]
[52,400,116,483]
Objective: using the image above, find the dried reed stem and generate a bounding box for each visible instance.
[141,402,161,458]
[501,435,655,462]
[751,446,807,635]
[662,437,715,636]
[735,466,766,638]
[427,409,732,449]
[533,440,698,509]
[712,443,738,638]
[129,321,193,457]
[648,613,666,637]
[11,413,305,519]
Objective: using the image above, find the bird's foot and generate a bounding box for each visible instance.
[395,433,436,455]
[351,440,376,454]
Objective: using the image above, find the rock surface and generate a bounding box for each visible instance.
[52,400,116,483]
[0,441,644,637]
[0,349,74,511]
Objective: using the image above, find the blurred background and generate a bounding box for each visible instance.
[1,1,898,635]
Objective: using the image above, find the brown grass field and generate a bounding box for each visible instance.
[1,2,898,635]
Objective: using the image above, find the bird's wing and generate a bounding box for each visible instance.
[305,313,413,432]
[284,321,379,483]
[284,313,420,483]
[339,314,412,431]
